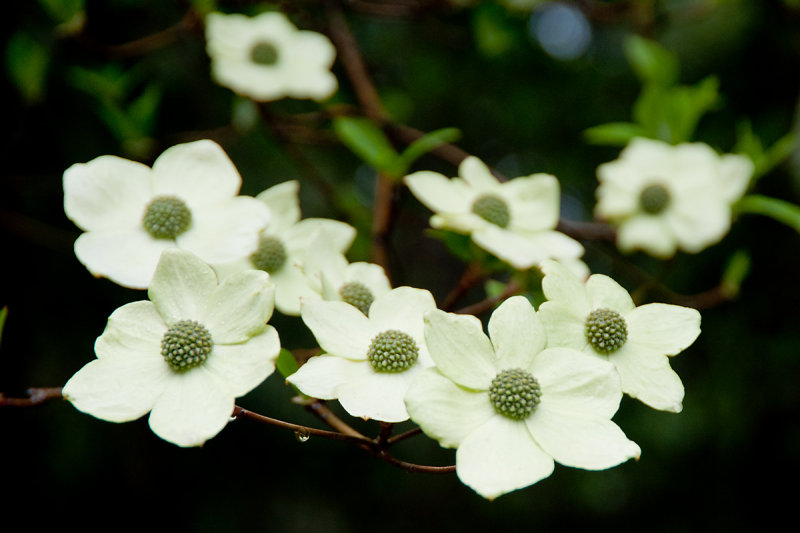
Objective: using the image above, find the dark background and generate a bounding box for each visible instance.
[3,0,800,530]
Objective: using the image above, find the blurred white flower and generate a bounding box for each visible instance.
[404,156,585,272]
[288,287,437,423]
[205,11,337,102]
[406,296,639,499]
[63,139,270,289]
[63,249,280,447]
[537,259,701,412]
[595,138,753,257]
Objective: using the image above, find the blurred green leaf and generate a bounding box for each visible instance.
[333,117,404,178]
[583,122,648,146]
[38,0,84,22]
[399,128,462,170]
[68,64,131,103]
[484,279,506,299]
[734,194,800,233]
[736,121,795,181]
[624,35,680,87]
[127,84,162,135]
[276,348,299,379]
[720,250,751,299]
[472,3,519,58]
[0,306,7,347]
[632,76,719,143]
[6,32,50,104]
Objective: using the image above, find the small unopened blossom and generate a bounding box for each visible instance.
[63,139,270,289]
[288,287,437,423]
[595,138,754,257]
[405,156,585,273]
[537,259,701,412]
[213,180,356,315]
[205,11,337,102]
[406,296,639,499]
[63,249,280,447]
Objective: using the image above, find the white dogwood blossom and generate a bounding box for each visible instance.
[406,296,640,499]
[537,259,701,412]
[405,156,585,273]
[63,249,280,447]
[595,138,753,257]
[205,11,337,102]
[63,139,270,289]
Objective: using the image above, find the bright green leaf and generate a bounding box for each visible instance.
[127,84,162,135]
[472,3,519,58]
[399,128,462,170]
[624,35,680,87]
[276,348,299,379]
[720,250,751,299]
[0,306,7,347]
[734,194,800,233]
[6,32,50,104]
[583,122,648,146]
[333,117,404,178]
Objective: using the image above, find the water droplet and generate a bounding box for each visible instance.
[294,429,310,443]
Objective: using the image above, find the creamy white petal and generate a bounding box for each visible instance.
[502,174,560,232]
[488,296,546,372]
[344,262,392,299]
[284,33,337,100]
[64,357,171,423]
[718,154,753,203]
[300,299,372,360]
[63,155,152,232]
[369,287,436,340]
[472,226,582,270]
[337,369,418,422]
[177,196,269,264]
[148,249,218,324]
[283,218,356,255]
[150,140,241,205]
[459,156,499,192]
[585,274,635,313]
[595,179,640,220]
[611,344,684,412]
[626,303,701,355]
[665,199,730,253]
[540,259,590,314]
[205,326,280,397]
[423,309,496,390]
[256,180,301,232]
[617,215,677,258]
[272,263,321,316]
[456,415,554,499]
[404,171,473,215]
[287,355,372,399]
[405,368,497,448]
[527,409,640,470]
[537,301,588,350]
[74,229,174,289]
[203,270,274,343]
[94,301,166,360]
[148,368,235,447]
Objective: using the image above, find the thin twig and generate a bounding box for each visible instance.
[306,399,368,439]
[103,10,201,57]
[371,173,397,278]
[0,387,64,407]
[233,405,372,445]
[374,451,456,474]
[455,279,523,316]
[442,262,486,311]
[386,426,422,445]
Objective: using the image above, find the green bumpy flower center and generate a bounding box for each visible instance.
[339,281,375,316]
[367,329,419,373]
[488,368,542,420]
[471,194,511,228]
[142,196,192,239]
[585,308,628,353]
[250,235,287,273]
[250,41,279,65]
[639,184,671,215]
[161,319,213,372]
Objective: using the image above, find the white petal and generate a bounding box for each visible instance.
[617,215,677,258]
[63,357,170,422]
[369,287,436,340]
[257,180,301,232]
[718,154,753,203]
[502,174,560,231]
[665,198,730,253]
[595,180,640,220]
[300,299,372,359]
[344,262,392,299]
[63,155,152,231]
[74,229,174,289]
[611,344,685,412]
[404,170,472,215]
[287,355,372,399]
[177,196,269,264]
[283,218,356,255]
[585,274,635,314]
[272,263,322,316]
[527,410,640,470]
[150,140,241,206]
[405,368,496,448]
[337,371,413,422]
[205,326,280,397]
[204,270,274,344]
[148,249,218,324]
[472,227,582,270]
[148,369,235,447]
[537,301,588,350]
[540,259,590,314]
[488,296,546,371]
[626,303,701,355]
[459,156,499,192]
[283,32,338,100]
[94,301,166,360]
[423,309,496,390]
[456,415,554,499]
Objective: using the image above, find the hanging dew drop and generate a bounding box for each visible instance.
[294,429,310,443]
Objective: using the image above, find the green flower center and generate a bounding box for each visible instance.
[142,196,192,239]
[161,319,213,372]
[488,368,541,420]
[471,194,511,228]
[585,308,628,353]
[367,329,419,373]
[339,281,375,316]
[250,41,279,65]
[250,235,287,273]
[639,184,671,215]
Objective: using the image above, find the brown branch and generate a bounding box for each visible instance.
[233,405,372,445]
[371,173,396,279]
[442,262,486,311]
[374,451,456,474]
[556,218,617,242]
[455,279,523,316]
[0,387,63,407]
[305,399,368,439]
[103,10,202,57]
[386,426,422,445]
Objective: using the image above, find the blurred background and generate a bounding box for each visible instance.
[3,0,800,530]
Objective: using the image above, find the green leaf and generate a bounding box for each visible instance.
[472,3,519,58]
[5,32,50,104]
[276,348,299,379]
[632,76,719,143]
[38,0,84,23]
[425,229,479,264]
[734,194,800,233]
[484,279,506,299]
[127,84,162,135]
[0,306,7,347]
[720,250,751,299]
[583,122,648,146]
[333,117,404,178]
[399,127,461,169]
[624,35,680,87]
[737,121,796,180]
